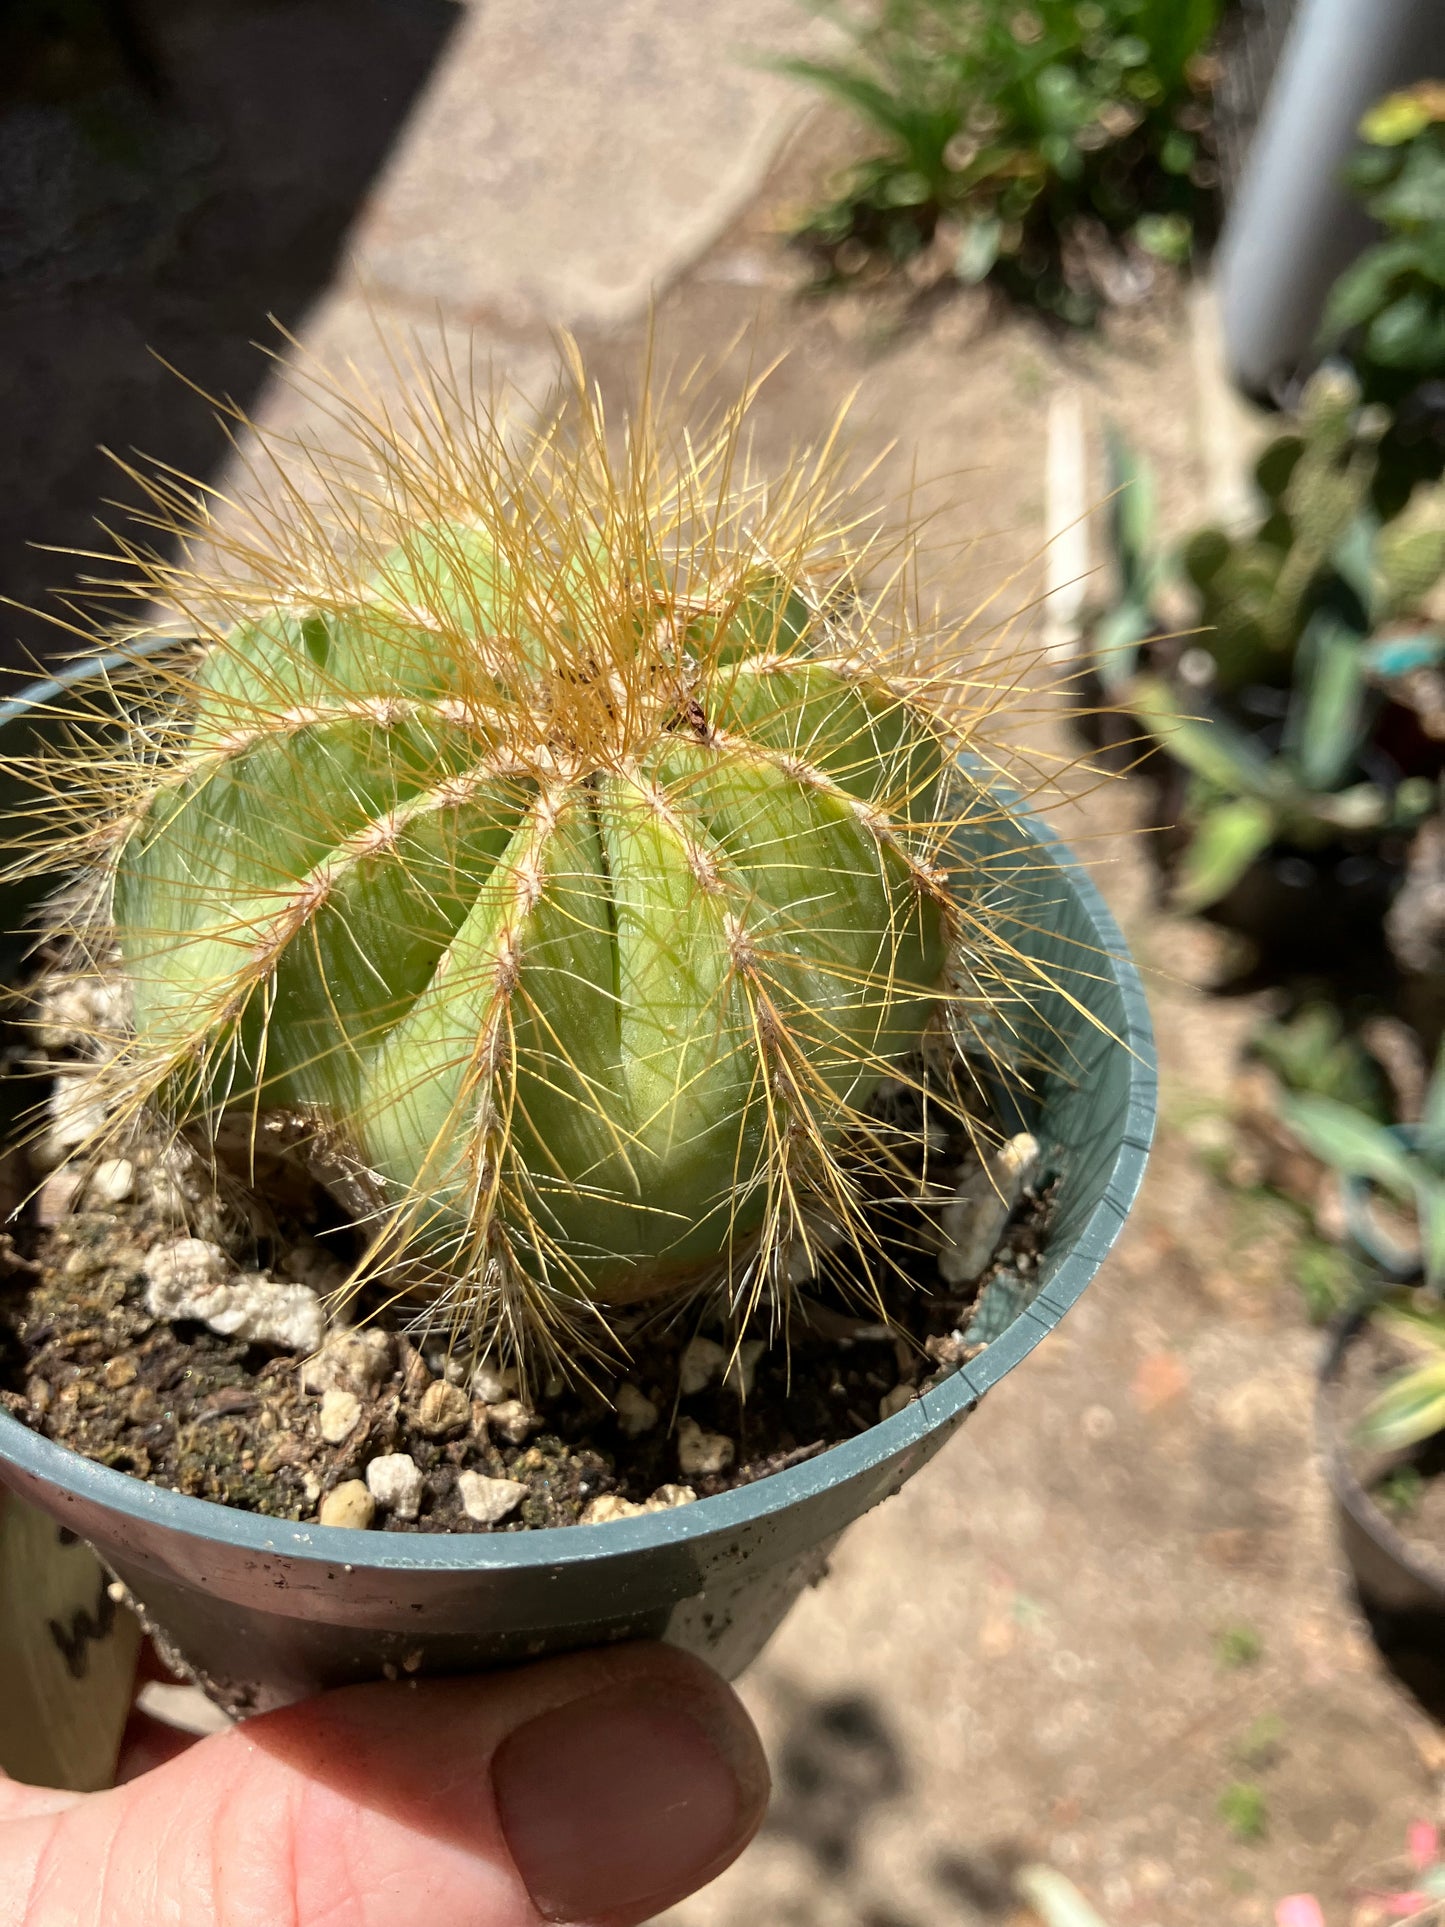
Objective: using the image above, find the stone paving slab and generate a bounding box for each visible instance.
[337,0,830,336]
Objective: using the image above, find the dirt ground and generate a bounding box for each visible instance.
[600,132,1442,1927]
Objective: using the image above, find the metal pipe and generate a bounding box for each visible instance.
[1217,0,1444,400]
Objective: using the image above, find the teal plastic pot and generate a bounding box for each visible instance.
[0,658,1155,1714]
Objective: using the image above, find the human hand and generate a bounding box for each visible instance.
[0,1641,768,1926]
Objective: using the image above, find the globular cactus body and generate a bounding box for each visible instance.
[120,558,947,1307]
[21,356,1016,1354]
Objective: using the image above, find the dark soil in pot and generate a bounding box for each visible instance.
[0,959,1055,1539]
[1319,1313,1445,1721]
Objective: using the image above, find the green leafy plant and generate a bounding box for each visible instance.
[1249,1003,1389,1118]
[779,0,1221,325]
[5,348,1052,1372]
[1088,425,1165,698]
[1320,82,1445,508]
[1127,630,1434,913]
[1281,1038,1445,1290]
[1093,370,1445,700]
[1086,369,1445,911]
[1351,1295,1445,1456]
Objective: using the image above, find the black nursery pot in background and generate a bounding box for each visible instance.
[0,661,1156,1715]
[1318,1313,1445,1715]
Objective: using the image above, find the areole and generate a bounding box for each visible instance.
[0,652,1156,1716]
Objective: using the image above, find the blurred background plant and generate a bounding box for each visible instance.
[1081,367,1445,924]
[777,0,1224,325]
[1067,81,1445,1343]
[1281,1037,1445,1291]
[1319,82,1445,511]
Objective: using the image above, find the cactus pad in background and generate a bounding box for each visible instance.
[7,346,1048,1365]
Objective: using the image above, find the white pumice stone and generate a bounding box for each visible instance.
[318,1388,363,1445]
[676,1416,735,1477]
[580,1482,699,1525]
[488,1398,536,1444]
[416,1379,471,1437]
[457,1471,528,1525]
[89,1158,135,1205]
[142,1237,230,1301]
[34,1168,82,1228]
[615,1382,659,1437]
[36,1073,109,1170]
[424,1345,467,1385]
[318,1480,374,1529]
[206,1275,327,1352]
[470,1362,518,1403]
[366,1453,424,1520]
[678,1336,728,1396]
[647,1484,697,1510]
[144,1241,326,1352]
[301,1328,394,1396]
[938,1132,1040,1286]
[581,1493,646,1524]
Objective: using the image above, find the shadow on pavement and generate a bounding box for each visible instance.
[0,0,460,675]
[766,1688,909,1879]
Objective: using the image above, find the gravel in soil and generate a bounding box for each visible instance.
[0,978,1054,1536]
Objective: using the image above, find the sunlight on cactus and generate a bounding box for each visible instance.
[5,336,1063,1370]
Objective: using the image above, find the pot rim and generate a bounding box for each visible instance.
[0,650,1156,1573]
[1317,1307,1445,1600]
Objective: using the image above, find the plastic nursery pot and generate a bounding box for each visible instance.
[1318,1312,1445,1710]
[0,657,1156,1716]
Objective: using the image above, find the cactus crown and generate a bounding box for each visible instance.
[10,343,1047,1369]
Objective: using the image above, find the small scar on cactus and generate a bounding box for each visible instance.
[3,334,1068,1377]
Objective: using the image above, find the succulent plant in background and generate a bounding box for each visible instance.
[1084,425,1166,701]
[1182,373,1410,694]
[1348,1293,1445,1456]
[1319,81,1445,511]
[1084,366,1445,915]
[5,345,1051,1374]
[1091,370,1445,701]
[778,0,1222,326]
[1249,1002,1391,1120]
[1281,1038,1445,1292]
[1128,642,1434,914]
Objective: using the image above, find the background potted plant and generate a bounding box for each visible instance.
[0,348,1154,1719]
[1286,1051,1445,1695]
[1081,367,1445,971]
[1318,82,1445,509]
[776,0,1223,325]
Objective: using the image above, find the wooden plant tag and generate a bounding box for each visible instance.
[0,1488,139,1791]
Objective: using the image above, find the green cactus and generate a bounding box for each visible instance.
[10,352,1031,1360]
[1376,518,1445,618]
[1261,371,1384,649]
[1105,369,1445,702]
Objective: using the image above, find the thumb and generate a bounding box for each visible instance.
[1,1642,768,1927]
